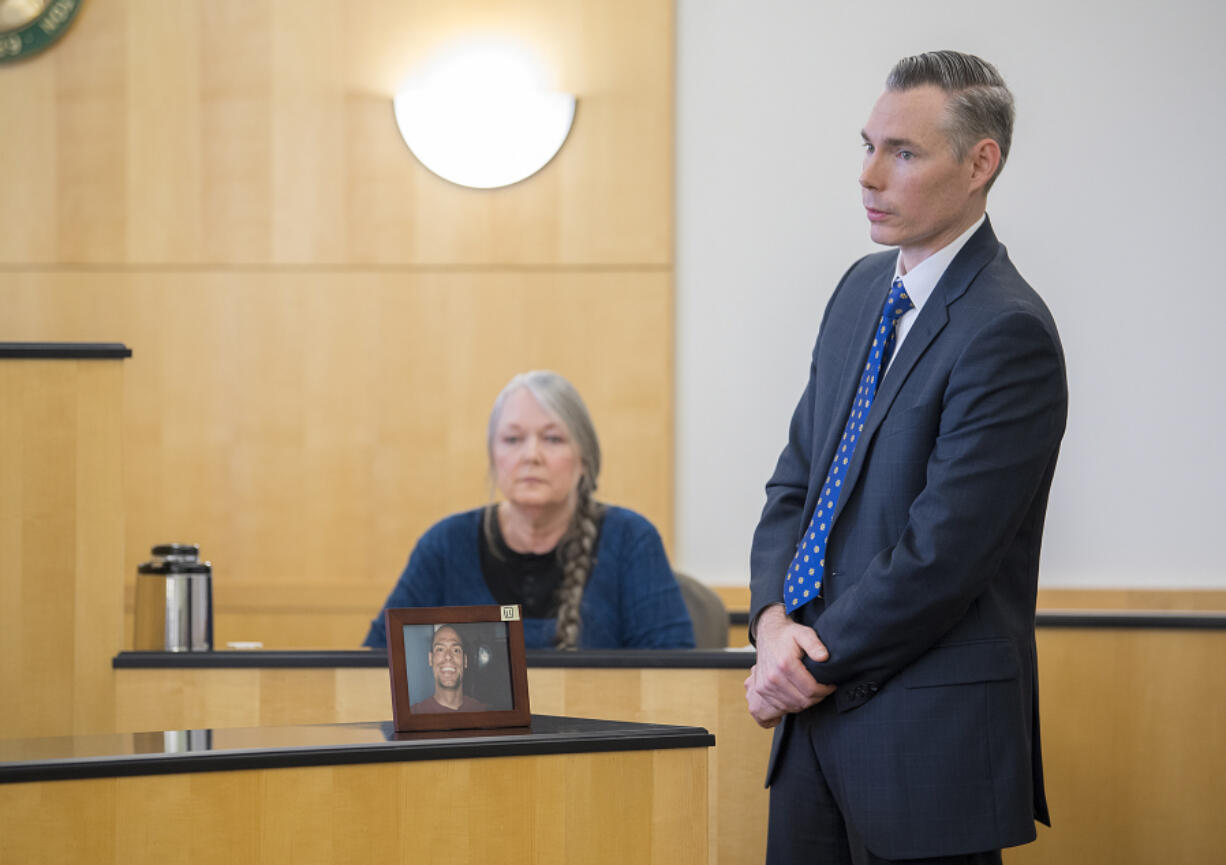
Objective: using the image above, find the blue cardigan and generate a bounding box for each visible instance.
[363,506,695,650]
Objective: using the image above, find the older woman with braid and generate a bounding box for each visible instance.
[363,371,695,650]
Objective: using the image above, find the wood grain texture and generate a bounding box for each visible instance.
[1035,588,1226,611]
[112,628,1226,865]
[0,360,125,738]
[0,0,673,267]
[2,271,673,639]
[1,0,677,679]
[0,749,707,865]
[112,665,766,865]
[1006,629,1226,865]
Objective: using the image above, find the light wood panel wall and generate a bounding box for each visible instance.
[1,0,676,653]
[1008,628,1226,865]
[0,359,125,738]
[0,0,673,266]
[1035,588,1226,611]
[5,273,672,643]
[0,748,707,865]
[112,627,1226,865]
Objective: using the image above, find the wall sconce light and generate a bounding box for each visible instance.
[393,42,576,189]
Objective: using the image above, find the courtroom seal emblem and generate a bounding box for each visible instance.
[0,0,82,64]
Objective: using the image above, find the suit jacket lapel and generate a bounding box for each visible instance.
[809,259,893,500]
[829,219,1001,528]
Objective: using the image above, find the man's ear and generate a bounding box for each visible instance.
[967,138,1001,192]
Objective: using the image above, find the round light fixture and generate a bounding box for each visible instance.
[393,43,576,190]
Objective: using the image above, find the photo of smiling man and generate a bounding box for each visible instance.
[409,624,491,714]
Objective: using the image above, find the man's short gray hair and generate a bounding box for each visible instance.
[886,50,1014,190]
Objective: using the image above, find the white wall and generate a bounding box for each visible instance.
[676,0,1226,588]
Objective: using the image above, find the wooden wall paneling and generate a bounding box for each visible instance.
[1007,629,1226,865]
[199,0,274,264]
[113,668,262,732]
[713,586,749,610]
[0,363,75,737]
[0,44,57,262]
[356,0,674,266]
[1,270,672,652]
[652,745,711,865]
[269,0,346,264]
[0,752,708,865]
[2,0,673,267]
[3,0,677,682]
[71,361,127,733]
[0,776,118,863]
[0,359,125,738]
[126,0,203,262]
[1035,588,1226,611]
[55,0,128,263]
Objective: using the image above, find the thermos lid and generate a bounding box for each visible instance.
[140,543,212,574]
[151,543,200,560]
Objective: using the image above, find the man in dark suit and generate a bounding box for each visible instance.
[745,51,1066,865]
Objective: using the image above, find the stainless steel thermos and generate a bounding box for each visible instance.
[133,544,213,652]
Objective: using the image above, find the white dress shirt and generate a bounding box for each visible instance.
[884,214,986,377]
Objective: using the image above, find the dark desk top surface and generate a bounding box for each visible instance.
[114,647,758,670]
[111,610,1226,672]
[0,341,131,359]
[0,715,714,785]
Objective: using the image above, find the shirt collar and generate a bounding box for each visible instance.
[892,214,986,312]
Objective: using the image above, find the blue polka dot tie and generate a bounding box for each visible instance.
[783,278,914,613]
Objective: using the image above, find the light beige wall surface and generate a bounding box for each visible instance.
[0,0,676,649]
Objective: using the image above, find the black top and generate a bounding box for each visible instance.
[114,648,758,670]
[0,715,714,785]
[0,342,132,359]
[477,506,606,619]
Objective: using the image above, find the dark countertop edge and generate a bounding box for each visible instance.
[112,611,1226,670]
[0,720,714,785]
[114,648,758,670]
[1035,610,1226,629]
[0,342,132,359]
[732,609,1226,630]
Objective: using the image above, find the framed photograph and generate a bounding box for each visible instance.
[385,604,531,733]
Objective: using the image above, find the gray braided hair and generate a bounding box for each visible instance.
[485,371,604,649]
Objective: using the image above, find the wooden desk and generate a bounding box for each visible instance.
[109,613,1226,865]
[0,342,129,739]
[0,715,711,865]
[112,649,765,865]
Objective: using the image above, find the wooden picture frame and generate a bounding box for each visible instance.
[386,605,531,733]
